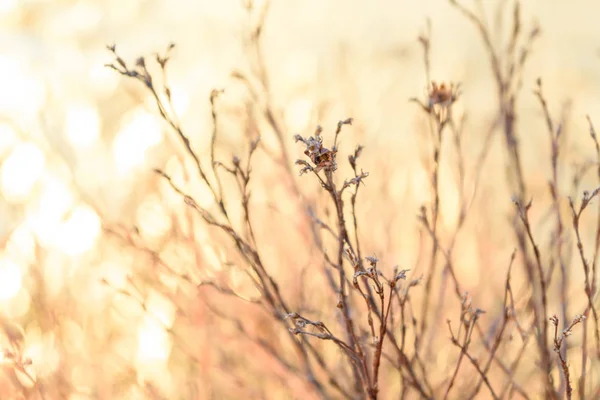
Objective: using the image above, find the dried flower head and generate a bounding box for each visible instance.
[394,269,410,282]
[295,132,338,174]
[428,81,460,108]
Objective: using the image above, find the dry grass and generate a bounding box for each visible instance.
[1,0,600,399]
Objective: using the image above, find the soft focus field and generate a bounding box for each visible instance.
[1,1,600,399]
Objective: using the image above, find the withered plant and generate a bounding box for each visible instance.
[12,1,592,399]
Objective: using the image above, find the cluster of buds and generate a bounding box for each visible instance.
[550,313,586,351]
[410,81,461,125]
[458,292,486,327]
[294,126,338,175]
[105,43,176,90]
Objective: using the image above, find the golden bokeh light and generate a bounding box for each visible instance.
[0,0,16,15]
[135,194,172,240]
[57,204,101,255]
[136,317,172,362]
[169,85,191,116]
[2,288,31,319]
[65,102,101,148]
[113,109,163,175]
[0,122,18,156]
[5,222,36,264]
[26,176,74,247]
[1,142,45,203]
[0,256,23,301]
[0,56,46,121]
[22,332,61,379]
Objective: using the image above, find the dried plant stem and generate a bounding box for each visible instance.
[535,79,573,396]
[444,307,490,399]
[328,171,371,395]
[414,28,443,351]
[100,5,600,393]
[514,198,554,397]
[578,116,600,398]
[569,186,600,399]
[446,6,550,392]
[550,314,587,400]
[468,250,516,399]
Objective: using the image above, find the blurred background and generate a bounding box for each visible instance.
[1,0,600,398]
